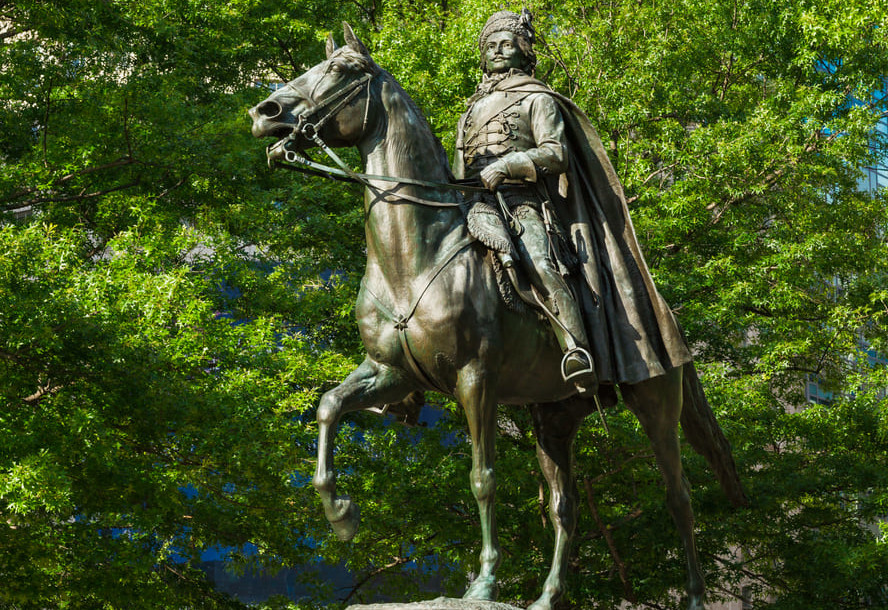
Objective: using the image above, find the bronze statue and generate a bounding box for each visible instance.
[454,10,698,398]
[250,19,746,610]
[454,10,598,392]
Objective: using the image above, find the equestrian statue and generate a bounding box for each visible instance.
[249,14,746,610]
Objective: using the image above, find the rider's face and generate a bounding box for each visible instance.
[484,31,525,74]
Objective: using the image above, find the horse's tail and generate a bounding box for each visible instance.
[680,362,748,508]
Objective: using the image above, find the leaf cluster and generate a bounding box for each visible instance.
[1,0,886,608]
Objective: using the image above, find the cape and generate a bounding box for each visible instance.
[465,74,693,385]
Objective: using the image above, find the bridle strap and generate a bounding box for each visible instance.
[273,69,488,207]
[294,71,374,139]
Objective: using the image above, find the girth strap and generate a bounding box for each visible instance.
[362,234,476,393]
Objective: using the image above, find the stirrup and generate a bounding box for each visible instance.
[561,346,595,383]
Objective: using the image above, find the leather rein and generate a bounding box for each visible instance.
[267,71,487,207]
[267,67,489,393]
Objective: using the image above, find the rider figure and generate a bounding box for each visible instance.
[453,10,597,392]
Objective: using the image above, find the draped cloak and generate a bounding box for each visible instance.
[455,74,692,385]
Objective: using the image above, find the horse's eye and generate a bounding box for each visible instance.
[330,63,342,73]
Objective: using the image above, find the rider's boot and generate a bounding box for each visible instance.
[546,288,598,395]
[498,241,598,395]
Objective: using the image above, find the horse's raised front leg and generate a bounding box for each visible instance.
[527,398,589,610]
[623,367,706,610]
[313,356,415,542]
[456,364,500,601]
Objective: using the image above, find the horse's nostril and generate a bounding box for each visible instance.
[257,100,282,119]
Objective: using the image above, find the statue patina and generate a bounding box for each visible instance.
[249,18,746,610]
[455,10,597,392]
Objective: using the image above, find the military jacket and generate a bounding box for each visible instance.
[453,72,693,385]
[455,85,569,182]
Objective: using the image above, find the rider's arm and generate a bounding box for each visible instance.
[480,93,568,189]
[524,93,568,176]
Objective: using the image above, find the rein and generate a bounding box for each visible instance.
[269,70,487,207]
[272,149,486,204]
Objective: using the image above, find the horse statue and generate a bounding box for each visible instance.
[249,24,746,610]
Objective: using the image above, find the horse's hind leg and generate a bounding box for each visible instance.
[527,398,590,610]
[313,357,415,542]
[622,367,706,610]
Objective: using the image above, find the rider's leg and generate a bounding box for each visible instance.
[512,208,597,391]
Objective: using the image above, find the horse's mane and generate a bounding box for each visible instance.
[334,46,454,181]
[380,70,454,180]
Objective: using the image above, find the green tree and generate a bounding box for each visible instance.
[1,0,887,608]
[1,1,369,606]
[359,1,888,607]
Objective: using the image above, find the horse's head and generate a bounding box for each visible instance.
[249,23,380,163]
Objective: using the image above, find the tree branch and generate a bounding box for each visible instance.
[536,30,580,98]
[42,78,52,167]
[123,98,134,158]
[346,0,379,29]
[2,156,137,204]
[586,451,655,485]
[584,478,637,603]
[23,383,64,405]
[275,36,299,78]
[667,128,844,256]
[703,550,786,589]
[153,176,188,201]
[196,478,280,512]
[342,554,412,602]
[2,179,141,211]
[0,25,23,42]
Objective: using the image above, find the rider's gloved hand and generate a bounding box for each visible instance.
[480,152,537,191]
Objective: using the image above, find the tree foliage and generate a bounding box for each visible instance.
[1,0,887,608]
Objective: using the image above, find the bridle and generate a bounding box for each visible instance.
[266,62,486,392]
[270,65,374,161]
[268,65,486,207]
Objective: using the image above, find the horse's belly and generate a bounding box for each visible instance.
[355,262,575,402]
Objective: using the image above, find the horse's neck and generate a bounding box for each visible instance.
[358,84,465,290]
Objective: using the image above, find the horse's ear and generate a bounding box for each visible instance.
[342,22,369,56]
[325,33,338,59]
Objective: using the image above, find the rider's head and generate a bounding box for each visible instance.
[478,9,536,76]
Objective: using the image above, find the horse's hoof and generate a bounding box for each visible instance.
[327,496,360,542]
[687,595,706,610]
[463,574,497,601]
[527,587,560,610]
